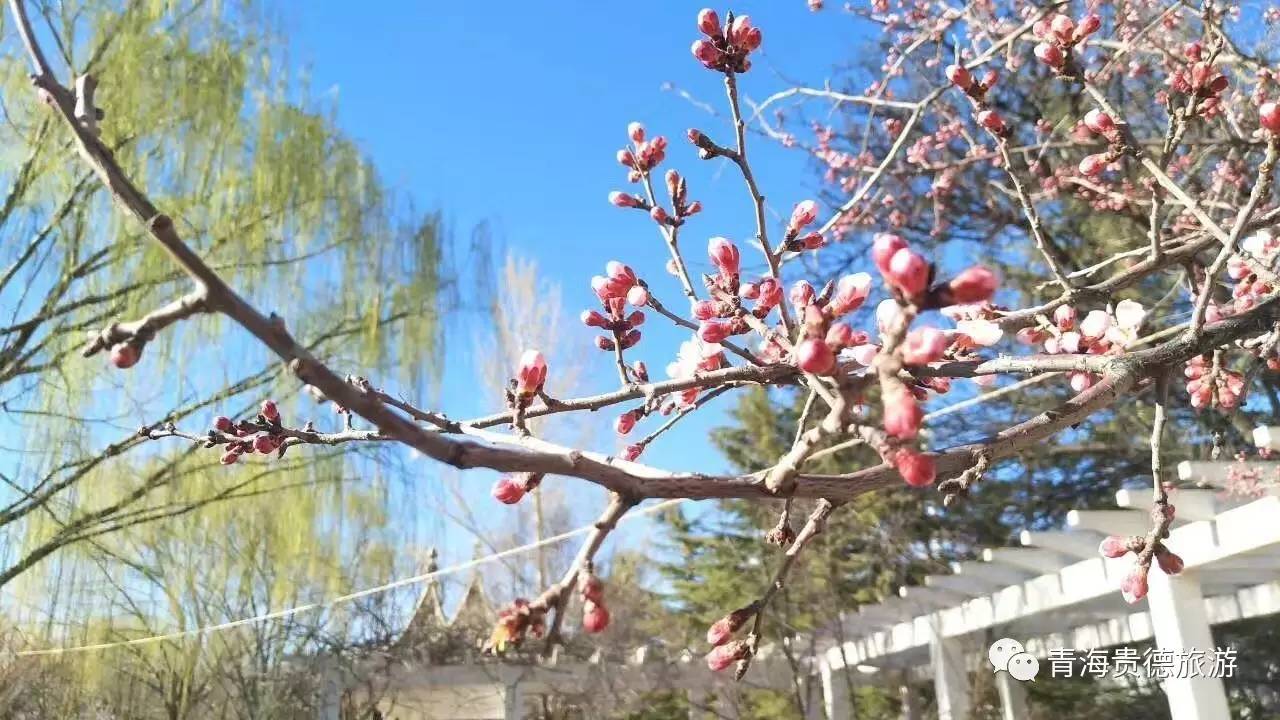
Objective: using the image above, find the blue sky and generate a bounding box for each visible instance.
[278,3,872,576]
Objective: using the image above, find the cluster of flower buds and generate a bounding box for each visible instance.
[1169,58,1229,114]
[213,400,286,465]
[1184,355,1245,411]
[490,473,544,505]
[691,9,762,73]
[665,337,727,408]
[1077,109,1124,178]
[487,598,546,653]
[1225,231,1278,316]
[1031,12,1102,73]
[705,604,757,671]
[872,234,997,309]
[585,262,648,352]
[694,238,781,344]
[578,570,611,633]
[944,63,1000,102]
[1017,300,1145,392]
[616,122,668,181]
[789,273,874,374]
[1098,529,1182,603]
[780,200,825,252]
[1261,100,1280,135]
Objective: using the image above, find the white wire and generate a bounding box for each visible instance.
[15,498,687,656]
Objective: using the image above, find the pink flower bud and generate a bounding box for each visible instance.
[886,248,929,297]
[617,149,636,168]
[789,280,816,310]
[621,444,643,461]
[1120,566,1149,604]
[1083,109,1116,135]
[883,386,923,440]
[1054,304,1077,330]
[799,231,824,249]
[632,360,648,382]
[737,26,762,52]
[254,434,278,454]
[692,299,717,320]
[1075,13,1101,40]
[1034,42,1065,68]
[729,15,754,46]
[829,272,872,315]
[948,266,998,303]
[697,8,721,36]
[893,449,936,487]
[691,39,721,66]
[872,233,907,274]
[628,121,645,143]
[610,191,641,208]
[1079,310,1112,339]
[1261,101,1280,134]
[1098,535,1129,558]
[685,200,703,216]
[698,320,732,344]
[220,450,241,465]
[614,411,637,435]
[708,237,741,277]
[110,343,140,369]
[491,476,526,505]
[621,329,641,349]
[582,600,610,633]
[595,336,616,351]
[1156,547,1185,575]
[1079,153,1108,176]
[626,285,650,307]
[1050,14,1075,42]
[706,606,755,646]
[581,310,608,328]
[789,200,819,230]
[261,400,280,423]
[214,416,234,433]
[977,110,1006,134]
[626,311,645,327]
[945,64,972,90]
[739,282,760,300]
[757,278,783,309]
[795,338,836,375]
[578,573,605,602]
[650,206,669,224]
[515,350,548,397]
[825,322,855,348]
[706,641,750,672]
[901,327,949,365]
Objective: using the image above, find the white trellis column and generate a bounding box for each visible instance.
[1147,570,1230,720]
[930,638,972,720]
[502,681,524,720]
[809,658,853,719]
[994,670,1028,720]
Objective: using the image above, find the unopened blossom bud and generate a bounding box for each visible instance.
[621,329,642,349]
[261,400,280,423]
[581,310,608,328]
[945,64,972,90]
[739,282,760,300]
[1079,153,1109,177]
[706,606,756,646]
[886,247,929,297]
[977,110,1006,134]
[685,200,703,216]
[883,385,923,440]
[491,476,526,505]
[1075,13,1101,40]
[214,416,234,433]
[692,299,717,320]
[582,600,610,633]
[706,641,751,672]
[614,411,637,435]
[825,322,855,348]
[795,338,836,375]
[617,149,636,168]
[609,191,642,208]
[729,15,755,46]
[626,285,650,307]
[1034,42,1065,68]
[757,278,783,309]
[626,311,645,327]
[789,200,819,230]
[632,360,649,382]
[901,327,949,365]
[1083,109,1116,136]
[699,320,732,344]
[220,450,241,465]
[1261,101,1280,134]
[789,280,816,310]
[621,444,643,461]
[595,336,616,351]
[894,449,936,487]
[980,69,999,88]
[628,121,646,143]
[578,573,605,602]
[515,350,548,397]
[1120,566,1149,604]
[1156,547,1185,575]
[1098,535,1130,558]
[697,8,721,36]
[691,39,721,66]
[708,237,741,277]
[109,342,140,369]
[829,273,872,315]
[948,266,998,303]
[1054,304,1077,330]
[1050,13,1075,42]
[606,260,636,286]
[872,233,908,274]
[650,206,669,224]
[1079,310,1112,339]
[799,231,824,249]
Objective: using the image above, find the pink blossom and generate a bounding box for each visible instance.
[789,280,816,310]
[697,8,720,36]
[492,476,526,505]
[828,273,872,315]
[582,600,610,633]
[708,237,741,276]
[789,199,819,230]
[1120,566,1149,604]
[901,327,948,364]
[627,121,645,143]
[893,449,936,487]
[706,606,755,646]
[261,400,280,423]
[698,320,732,344]
[948,267,998,303]
[515,350,548,398]
[883,386,923,439]
[627,285,650,307]
[1079,310,1112,339]
[1034,42,1064,68]
[706,641,750,672]
[1083,109,1116,135]
[872,233,907,275]
[1054,304,1077,330]
[795,338,836,374]
[614,411,637,435]
[885,248,929,296]
[977,110,1006,134]
[1262,101,1280,134]
[945,64,972,90]
[1098,535,1129,558]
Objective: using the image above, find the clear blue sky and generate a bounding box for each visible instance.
[279,2,870,576]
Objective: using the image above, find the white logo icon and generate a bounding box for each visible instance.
[989,637,1040,682]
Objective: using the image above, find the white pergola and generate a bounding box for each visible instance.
[810,430,1280,720]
